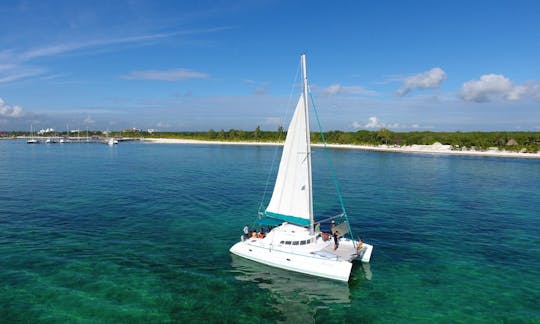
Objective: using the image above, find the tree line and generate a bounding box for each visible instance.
[5,127,539,152]
[136,127,540,153]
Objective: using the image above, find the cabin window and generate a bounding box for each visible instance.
[285,241,291,245]
[292,241,299,245]
[300,240,306,245]
[280,241,284,244]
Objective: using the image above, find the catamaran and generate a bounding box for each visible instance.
[230,54,373,282]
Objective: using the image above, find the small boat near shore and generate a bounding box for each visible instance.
[107,138,118,146]
[27,125,38,144]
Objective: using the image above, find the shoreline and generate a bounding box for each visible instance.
[142,138,540,159]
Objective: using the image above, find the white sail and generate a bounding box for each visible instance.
[265,93,312,225]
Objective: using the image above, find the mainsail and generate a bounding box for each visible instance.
[265,58,313,227]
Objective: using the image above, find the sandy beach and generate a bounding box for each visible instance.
[142,138,540,159]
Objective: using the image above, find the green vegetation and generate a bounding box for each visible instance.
[4,128,539,153]
[322,129,540,152]
[135,128,540,153]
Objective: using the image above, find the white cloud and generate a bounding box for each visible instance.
[0,28,227,85]
[19,33,175,61]
[0,66,44,84]
[324,84,342,96]
[397,67,447,96]
[322,83,377,96]
[459,74,540,102]
[124,68,209,81]
[0,97,25,118]
[365,116,381,128]
[352,121,363,129]
[18,28,230,62]
[353,116,399,130]
[460,74,512,102]
[528,83,540,100]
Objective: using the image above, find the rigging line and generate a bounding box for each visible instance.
[308,89,356,241]
[257,58,301,215]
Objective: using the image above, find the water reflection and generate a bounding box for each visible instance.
[230,255,357,322]
[361,262,372,281]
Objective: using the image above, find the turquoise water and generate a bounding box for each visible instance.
[1,140,539,322]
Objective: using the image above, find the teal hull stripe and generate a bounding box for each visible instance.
[264,211,310,226]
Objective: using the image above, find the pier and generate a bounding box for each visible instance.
[19,136,140,144]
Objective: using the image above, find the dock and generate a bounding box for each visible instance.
[19,136,140,144]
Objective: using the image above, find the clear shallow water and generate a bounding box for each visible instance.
[1,140,539,322]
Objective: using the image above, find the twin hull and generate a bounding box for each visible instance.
[229,241,354,282]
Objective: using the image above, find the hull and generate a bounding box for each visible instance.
[230,240,354,282]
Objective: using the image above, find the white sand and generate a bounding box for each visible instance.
[142,138,540,159]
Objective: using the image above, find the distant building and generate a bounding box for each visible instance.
[38,128,55,135]
[147,129,157,134]
[506,139,518,146]
[124,127,141,132]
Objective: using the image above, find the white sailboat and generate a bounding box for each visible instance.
[27,124,38,144]
[230,54,373,282]
[107,138,118,146]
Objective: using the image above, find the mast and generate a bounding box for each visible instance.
[301,54,314,234]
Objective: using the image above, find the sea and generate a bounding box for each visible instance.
[1,140,539,323]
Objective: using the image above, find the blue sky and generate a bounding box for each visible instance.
[1,0,539,132]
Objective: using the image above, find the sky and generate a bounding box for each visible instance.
[1,0,540,132]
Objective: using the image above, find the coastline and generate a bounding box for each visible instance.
[142,138,540,159]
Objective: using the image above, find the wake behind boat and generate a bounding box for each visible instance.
[230,54,373,282]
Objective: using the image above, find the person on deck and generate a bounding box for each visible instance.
[315,222,320,233]
[333,231,340,250]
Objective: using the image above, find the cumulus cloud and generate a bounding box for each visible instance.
[397,67,447,96]
[124,68,208,81]
[365,116,382,128]
[0,97,25,118]
[460,74,540,102]
[353,116,399,129]
[322,83,377,96]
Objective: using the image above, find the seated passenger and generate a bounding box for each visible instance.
[251,231,258,238]
[257,230,265,239]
